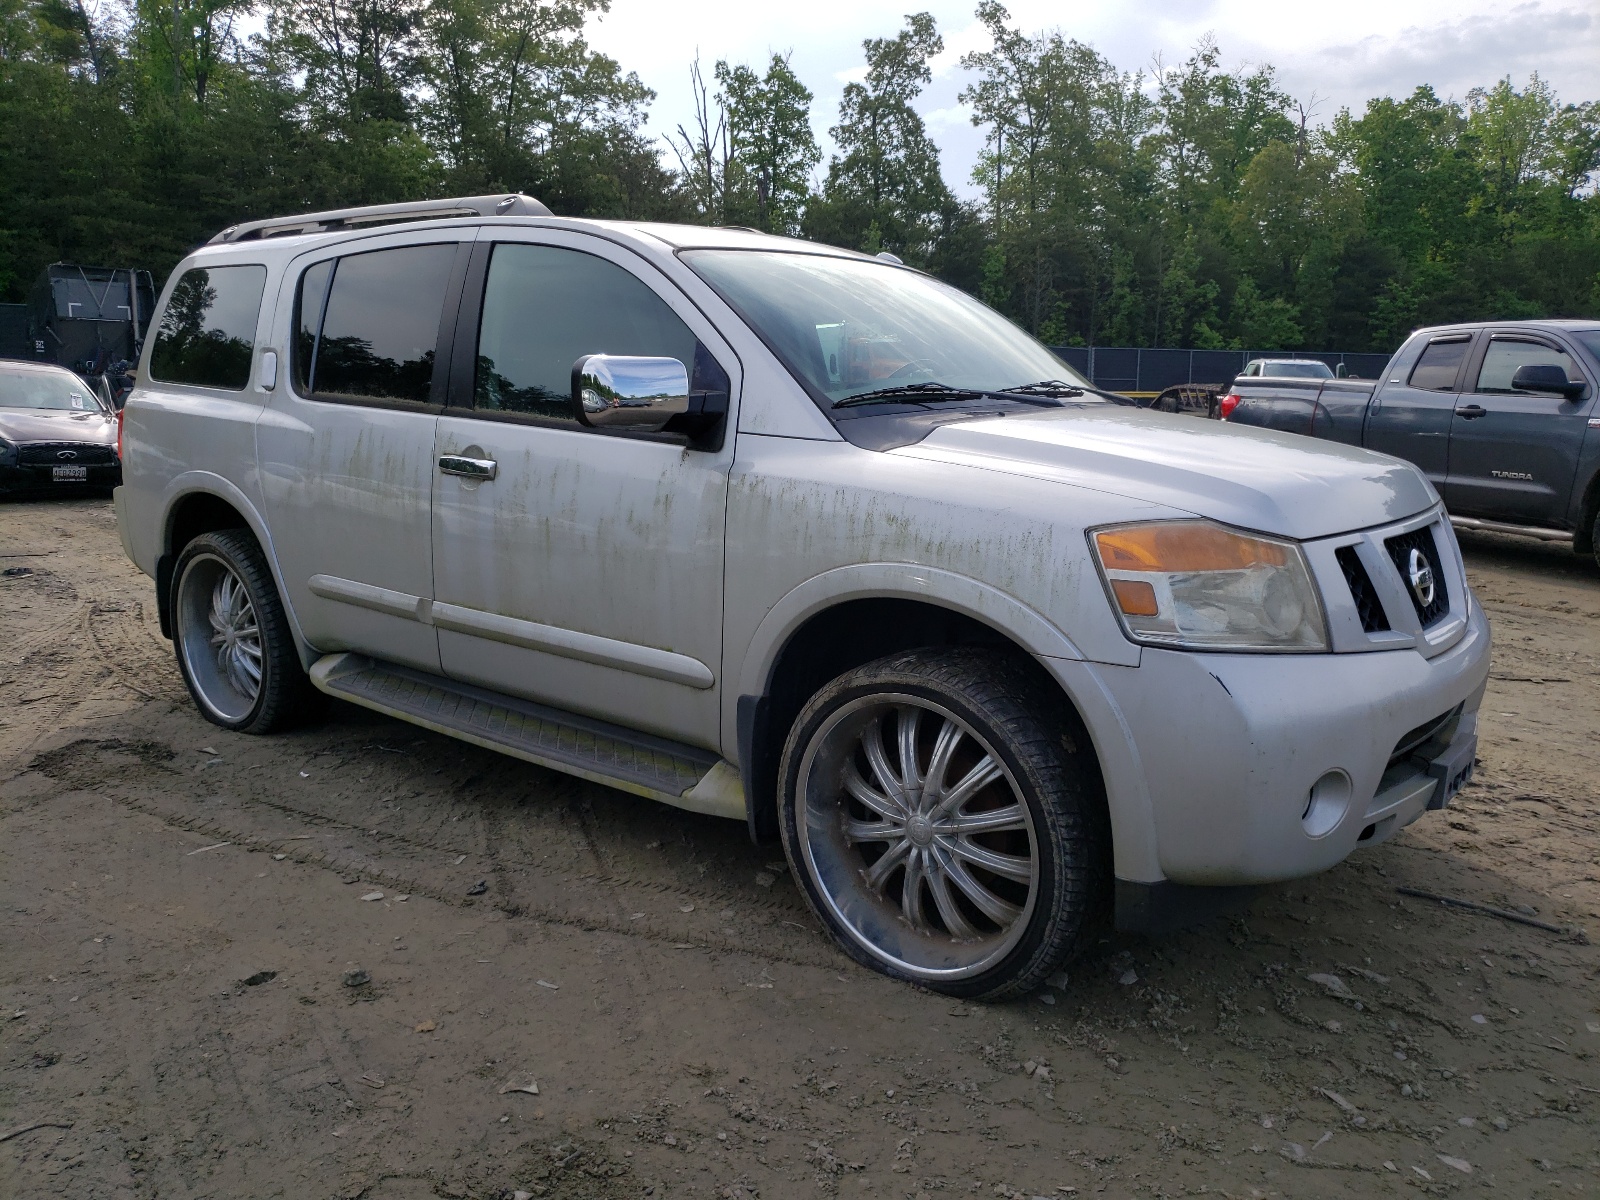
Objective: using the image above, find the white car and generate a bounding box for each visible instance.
[1240,358,1336,380]
[115,195,1489,998]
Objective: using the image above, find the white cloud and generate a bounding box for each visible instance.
[923,103,975,131]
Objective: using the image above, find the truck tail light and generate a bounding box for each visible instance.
[1218,392,1241,420]
[116,406,125,460]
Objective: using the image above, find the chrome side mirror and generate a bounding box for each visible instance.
[571,354,690,431]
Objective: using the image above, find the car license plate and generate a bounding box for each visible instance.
[53,465,88,481]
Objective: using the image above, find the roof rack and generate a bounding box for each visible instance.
[209,194,553,244]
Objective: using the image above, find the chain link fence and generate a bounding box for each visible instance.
[1049,346,1393,395]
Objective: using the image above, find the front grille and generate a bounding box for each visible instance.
[1385,526,1449,627]
[1336,546,1390,632]
[19,441,117,465]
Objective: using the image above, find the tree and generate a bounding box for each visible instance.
[804,11,951,264]
[960,1,1153,339]
[715,53,817,234]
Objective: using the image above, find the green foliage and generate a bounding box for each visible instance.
[716,54,818,234]
[1,0,1596,353]
[803,12,953,265]
[0,0,673,298]
[957,5,1598,351]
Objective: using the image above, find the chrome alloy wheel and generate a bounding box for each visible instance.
[795,694,1040,981]
[176,553,263,723]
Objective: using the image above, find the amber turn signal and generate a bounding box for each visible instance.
[1110,578,1159,616]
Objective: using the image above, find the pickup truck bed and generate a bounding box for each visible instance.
[1219,321,1600,562]
[1226,377,1376,444]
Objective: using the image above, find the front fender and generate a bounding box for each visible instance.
[732,561,1091,710]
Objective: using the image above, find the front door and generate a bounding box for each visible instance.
[1364,332,1472,488]
[257,237,467,672]
[1444,332,1595,524]
[430,233,738,750]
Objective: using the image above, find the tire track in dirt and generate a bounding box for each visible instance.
[25,737,841,971]
[84,598,185,703]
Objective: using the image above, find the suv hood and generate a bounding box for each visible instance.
[896,405,1436,541]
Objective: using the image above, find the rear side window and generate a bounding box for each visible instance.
[295,244,457,406]
[1474,339,1580,394]
[149,265,267,390]
[474,243,698,425]
[1407,338,1468,391]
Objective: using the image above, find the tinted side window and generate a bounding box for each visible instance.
[1475,340,1579,394]
[293,259,333,395]
[149,265,267,390]
[1407,338,1468,391]
[475,244,698,425]
[306,245,456,405]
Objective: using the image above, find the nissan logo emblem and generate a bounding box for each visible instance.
[56,449,79,461]
[1407,547,1435,608]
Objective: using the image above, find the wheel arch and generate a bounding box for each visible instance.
[731,565,1113,845]
[157,473,308,660]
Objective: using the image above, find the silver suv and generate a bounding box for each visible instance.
[116,195,1489,998]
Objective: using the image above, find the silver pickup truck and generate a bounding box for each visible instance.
[115,195,1489,998]
[1220,321,1600,566]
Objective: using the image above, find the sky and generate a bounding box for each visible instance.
[582,0,1600,199]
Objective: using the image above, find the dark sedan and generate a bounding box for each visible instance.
[0,360,122,497]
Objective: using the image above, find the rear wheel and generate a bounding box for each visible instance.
[171,529,318,733]
[778,648,1108,999]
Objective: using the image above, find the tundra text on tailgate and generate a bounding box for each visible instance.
[115,195,1491,999]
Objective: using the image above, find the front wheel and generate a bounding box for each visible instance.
[778,648,1109,1000]
[171,529,318,733]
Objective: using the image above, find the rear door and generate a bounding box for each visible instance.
[1444,332,1595,524]
[1363,332,1471,486]
[256,234,468,672]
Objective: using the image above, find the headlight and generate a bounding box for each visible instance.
[0,437,15,468]
[1091,520,1328,652]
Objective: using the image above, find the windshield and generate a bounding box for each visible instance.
[1262,361,1332,379]
[0,365,108,412]
[1573,330,1600,362]
[681,250,1092,406]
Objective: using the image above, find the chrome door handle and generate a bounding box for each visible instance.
[439,454,497,480]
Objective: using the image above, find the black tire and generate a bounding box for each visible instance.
[778,647,1109,1000]
[170,528,319,734]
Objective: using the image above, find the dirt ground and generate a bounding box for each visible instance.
[2,496,1597,1200]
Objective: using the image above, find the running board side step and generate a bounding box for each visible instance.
[308,653,745,820]
[1449,516,1574,543]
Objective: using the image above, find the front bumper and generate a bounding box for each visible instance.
[1091,590,1489,887]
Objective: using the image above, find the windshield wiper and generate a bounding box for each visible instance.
[833,378,1128,412]
[1000,379,1132,405]
[831,383,985,409]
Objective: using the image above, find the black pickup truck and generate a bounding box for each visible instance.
[1218,320,1600,566]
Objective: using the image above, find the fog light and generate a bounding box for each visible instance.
[1302,770,1352,838]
